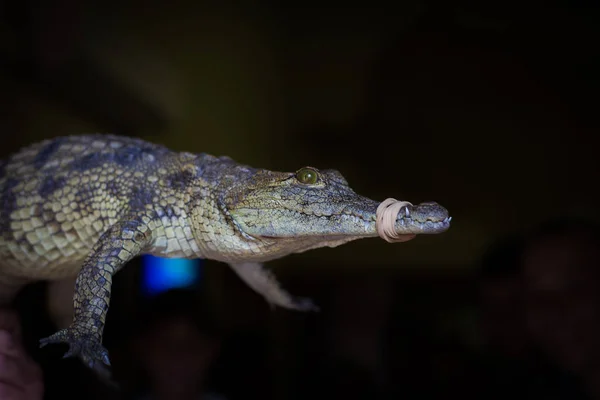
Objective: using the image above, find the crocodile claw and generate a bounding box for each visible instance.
[39,326,113,378]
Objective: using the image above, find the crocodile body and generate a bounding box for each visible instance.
[0,134,451,379]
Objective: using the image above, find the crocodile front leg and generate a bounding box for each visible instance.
[228,262,319,311]
[39,216,151,378]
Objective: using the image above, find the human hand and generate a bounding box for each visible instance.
[0,308,44,400]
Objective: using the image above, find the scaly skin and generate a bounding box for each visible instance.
[0,134,451,380]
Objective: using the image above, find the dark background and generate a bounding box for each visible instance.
[1,0,598,399]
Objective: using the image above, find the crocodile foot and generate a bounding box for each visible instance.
[39,326,112,379]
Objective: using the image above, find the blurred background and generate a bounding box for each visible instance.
[1,0,599,399]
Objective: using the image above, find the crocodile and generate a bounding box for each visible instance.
[0,134,451,379]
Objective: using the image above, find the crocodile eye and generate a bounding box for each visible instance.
[295,167,319,185]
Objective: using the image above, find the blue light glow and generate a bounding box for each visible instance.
[141,255,203,296]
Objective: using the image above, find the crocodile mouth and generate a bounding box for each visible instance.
[376,201,452,235]
[231,204,452,240]
[393,204,452,232]
[396,215,452,233]
[228,184,452,239]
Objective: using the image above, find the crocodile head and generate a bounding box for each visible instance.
[224,166,451,254]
